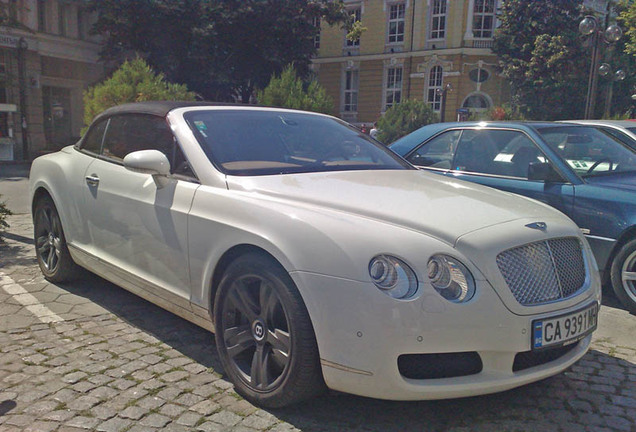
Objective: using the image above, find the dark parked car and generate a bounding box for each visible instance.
[390,122,636,313]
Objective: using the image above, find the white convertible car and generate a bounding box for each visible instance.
[30,102,601,407]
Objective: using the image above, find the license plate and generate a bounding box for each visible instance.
[532,302,598,350]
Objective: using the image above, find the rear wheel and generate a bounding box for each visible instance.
[610,239,636,314]
[214,252,325,408]
[33,196,77,282]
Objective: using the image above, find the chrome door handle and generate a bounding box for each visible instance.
[85,174,100,187]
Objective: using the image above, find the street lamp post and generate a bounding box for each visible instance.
[601,66,626,118]
[17,37,29,161]
[435,83,453,122]
[579,14,622,119]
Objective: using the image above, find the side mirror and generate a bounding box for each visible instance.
[527,162,564,182]
[123,150,171,188]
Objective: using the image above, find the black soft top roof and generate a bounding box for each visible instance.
[93,101,235,122]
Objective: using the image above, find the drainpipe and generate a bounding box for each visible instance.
[406,0,417,99]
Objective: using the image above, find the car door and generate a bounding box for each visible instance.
[406,128,575,217]
[80,114,198,301]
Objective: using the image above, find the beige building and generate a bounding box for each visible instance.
[0,0,103,161]
[313,0,511,128]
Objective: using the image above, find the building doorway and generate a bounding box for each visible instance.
[42,86,72,150]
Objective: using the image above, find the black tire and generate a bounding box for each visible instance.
[610,238,636,314]
[33,195,78,283]
[213,252,325,408]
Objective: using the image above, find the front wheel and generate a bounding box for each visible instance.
[33,196,77,282]
[213,253,325,408]
[610,239,636,314]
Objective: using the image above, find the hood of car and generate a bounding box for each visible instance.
[227,170,564,245]
[584,171,636,192]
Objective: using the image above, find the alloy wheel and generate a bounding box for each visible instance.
[221,274,292,391]
[621,249,636,303]
[35,206,63,273]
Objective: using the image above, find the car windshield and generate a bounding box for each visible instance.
[537,126,636,178]
[184,110,410,176]
[628,127,636,134]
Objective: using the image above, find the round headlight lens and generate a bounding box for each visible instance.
[369,255,418,299]
[427,255,475,303]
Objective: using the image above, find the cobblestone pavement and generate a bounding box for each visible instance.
[1,210,635,431]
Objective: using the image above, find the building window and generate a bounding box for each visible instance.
[387,3,405,44]
[430,0,447,40]
[385,66,402,110]
[0,50,9,139]
[345,8,361,47]
[469,68,490,83]
[9,0,18,23]
[78,8,89,40]
[312,17,321,49]
[473,0,496,38]
[58,2,67,36]
[38,0,47,32]
[463,93,491,110]
[343,69,359,113]
[427,66,443,111]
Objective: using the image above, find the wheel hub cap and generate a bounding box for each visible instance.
[252,319,266,342]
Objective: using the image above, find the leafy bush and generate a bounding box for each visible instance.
[83,57,195,130]
[0,195,11,240]
[256,65,334,115]
[483,104,526,121]
[376,99,439,144]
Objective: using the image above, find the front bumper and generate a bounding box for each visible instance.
[291,271,600,401]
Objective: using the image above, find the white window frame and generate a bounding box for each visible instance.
[387,3,406,44]
[384,66,403,111]
[472,0,496,39]
[429,0,447,40]
[427,66,443,112]
[343,68,359,113]
[345,7,362,47]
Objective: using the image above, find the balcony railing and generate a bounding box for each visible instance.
[471,39,493,49]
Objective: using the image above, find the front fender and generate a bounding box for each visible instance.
[186,185,466,310]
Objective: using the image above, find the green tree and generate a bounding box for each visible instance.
[256,65,334,114]
[0,195,11,241]
[89,1,348,103]
[376,100,438,144]
[83,57,195,128]
[620,0,636,56]
[613,1,636,118]
[492,0,588,120]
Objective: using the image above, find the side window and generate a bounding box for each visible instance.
[599,127,632,147]
[102,115,174,161]
[101,114,195,177]
[102,116,132,160]
[407,130,460,169]
[453,129,545,179]
[80,119,107,154]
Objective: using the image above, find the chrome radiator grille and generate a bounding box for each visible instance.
[496,238,587,306]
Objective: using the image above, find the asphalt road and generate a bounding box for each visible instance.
[1,163,634,432]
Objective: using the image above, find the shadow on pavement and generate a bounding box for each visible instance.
[48,272,635,431]
[0,242,37,270]
[53,272,221,372]
[0,400,17,416]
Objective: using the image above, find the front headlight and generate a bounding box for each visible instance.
[427,255,475,303]
[369,255,418,299]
